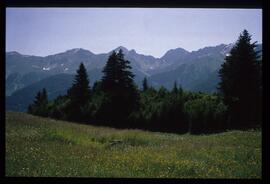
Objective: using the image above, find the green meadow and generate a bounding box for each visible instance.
[5,112,261,178]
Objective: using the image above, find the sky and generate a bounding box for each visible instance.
[6,8,262,58]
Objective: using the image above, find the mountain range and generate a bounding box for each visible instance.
[6,43,262,112]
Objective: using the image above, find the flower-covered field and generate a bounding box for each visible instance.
[5,112,261,178]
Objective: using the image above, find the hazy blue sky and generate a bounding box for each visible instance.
[6,8,262,58]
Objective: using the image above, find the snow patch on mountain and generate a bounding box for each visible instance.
[42,67,50,71]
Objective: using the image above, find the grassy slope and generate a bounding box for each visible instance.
[5,112,261,178]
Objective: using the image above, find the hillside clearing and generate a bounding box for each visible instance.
[5,112,261,178]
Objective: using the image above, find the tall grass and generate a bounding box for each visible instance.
[5,112,261,178]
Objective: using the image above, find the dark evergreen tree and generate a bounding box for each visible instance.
[66,63,91,121]
[218,30,261,128]
[100,49,139,126]
[178,84,183,96]
[142,77,149,91]
[164,89,188,134]
[41,88,48,105]
[184,94,227,134]
[172,81,178,94]
[158,86,168,98]
[101,51,119,92]
[33,91,42,107]
[47,94,70,120]
[28,88,48,117]
[92,81,102,95]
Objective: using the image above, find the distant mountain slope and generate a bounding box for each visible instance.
[6,47,161,95]
[5,68,147,112]
[6,72,51,96]
[6,52,45,77]
[6,43,262,111]
[6,74,74,112]
[190,70,220,93]
[5,44,231,95]
[149,43,262,92]
[149,44,227,90]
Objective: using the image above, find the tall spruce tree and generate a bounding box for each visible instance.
[101,51,119,92]
[67,63,91,121]
[218,30,261,128]
[28,88,48,117]
[100,49,139,126]
[172,81,178,94]
[41,88,48,105]
[142,77,149,91]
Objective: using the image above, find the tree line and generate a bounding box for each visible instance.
[28,30,262,134]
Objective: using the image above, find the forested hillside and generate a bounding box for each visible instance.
[24,30,261,135]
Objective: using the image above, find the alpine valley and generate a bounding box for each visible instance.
[6,44,262,112]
